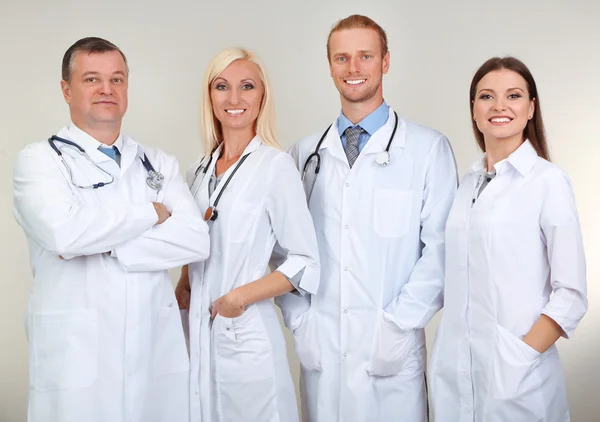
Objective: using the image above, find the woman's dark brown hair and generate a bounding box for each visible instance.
[469,57,550,161]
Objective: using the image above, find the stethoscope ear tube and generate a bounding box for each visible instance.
[191,148,219,196]
[382,111,399,162]
[302,111,399,184]
[48,136,86,155]
[204,152,253,222]
[48,135,163,190]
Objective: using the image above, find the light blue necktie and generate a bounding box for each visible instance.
[98,146,119,165]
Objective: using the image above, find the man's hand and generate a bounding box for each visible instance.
[152,202,171,225]
[210,289,246,319]
[175,266,191,310]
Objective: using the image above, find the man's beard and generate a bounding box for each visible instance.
[341,82,380,104]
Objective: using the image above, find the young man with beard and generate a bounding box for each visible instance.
[278,15,458,422]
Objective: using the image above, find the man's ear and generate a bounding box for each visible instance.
[382,51,390,75]
[61,80,71,104]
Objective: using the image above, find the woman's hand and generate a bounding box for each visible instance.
[210,289,246,319]
[522,314,564,354]
[175,266,191,310]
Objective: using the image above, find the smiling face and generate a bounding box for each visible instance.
[210,59,264,136]
[328,27,389,106]
[61,50,128,132]
[473,69,534,144]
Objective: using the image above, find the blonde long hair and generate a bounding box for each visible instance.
[200,48,279,154]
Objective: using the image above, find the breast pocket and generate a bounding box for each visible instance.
[31,309,98,391]
[373,189,413,238]
[228,200,260,243]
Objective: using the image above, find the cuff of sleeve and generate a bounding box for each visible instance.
[281,268,307,296]
[143,202,160,224]
[541,310,572,339]
[541,292,588,340]
[276,256,319,295]
[111,202,158,259]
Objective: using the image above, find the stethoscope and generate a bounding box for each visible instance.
[190,148,253,221]
[48,135,164,191]
[190,150,216,197]
[301,111,399,200]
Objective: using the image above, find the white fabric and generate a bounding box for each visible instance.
[13,124,210,422]
[186,136,320,422]
[429,140,588,422]
[281,108,458,422]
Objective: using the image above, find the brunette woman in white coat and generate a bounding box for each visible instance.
[429,56,588,422]
[175,48,320,422]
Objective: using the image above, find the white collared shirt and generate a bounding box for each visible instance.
[430,139,588,421]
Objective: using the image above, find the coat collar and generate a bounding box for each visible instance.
[318,107,406,163]
[206,135,263,201]
[212,135,262,160]
[470,139,538,177]
[56,124,144,175]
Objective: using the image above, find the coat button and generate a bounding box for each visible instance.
[343,352,348,358]
[345,183,350,187]
[343,309,348,314]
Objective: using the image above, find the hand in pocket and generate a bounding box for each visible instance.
[293,310,322,372]
[366,312,416,377]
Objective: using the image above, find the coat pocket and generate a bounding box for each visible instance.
[152,304,191,377]
[214,306,280,421]
[366,311,418,377]
[373,189,412,238]
[486,324,544,421]
[215,306,274,383]
[32,309,98,391]
[217,313,237,342]
[228,200,260,243]
[293,309,322,372]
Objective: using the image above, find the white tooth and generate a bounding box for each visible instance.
[346,79,365,85]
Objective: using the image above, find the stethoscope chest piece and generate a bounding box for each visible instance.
[375,151,390,167]
[204,206,218,221]
[146,170,164,191]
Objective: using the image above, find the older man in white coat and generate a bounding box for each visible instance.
[277,15,457,422]
[13,37,209,422]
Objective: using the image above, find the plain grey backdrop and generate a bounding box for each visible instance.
[1,0,598,421]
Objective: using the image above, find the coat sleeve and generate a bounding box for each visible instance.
[269,151,319,331]
[540,170,587,338]
[13,144,158,257]
[111,155,210,272]
[385,135,458,330]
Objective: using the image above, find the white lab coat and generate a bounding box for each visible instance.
[185,136,320,422]
[281,108,458,422]
[13,124,209,422]
[429,140,588,422]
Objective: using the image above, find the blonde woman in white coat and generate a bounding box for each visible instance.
[430,56,588,422]
[175,48,320,422]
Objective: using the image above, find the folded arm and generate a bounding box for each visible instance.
[13,145,158,257]
[111,156,210,272]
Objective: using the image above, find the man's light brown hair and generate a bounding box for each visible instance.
[327,15,388,61]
